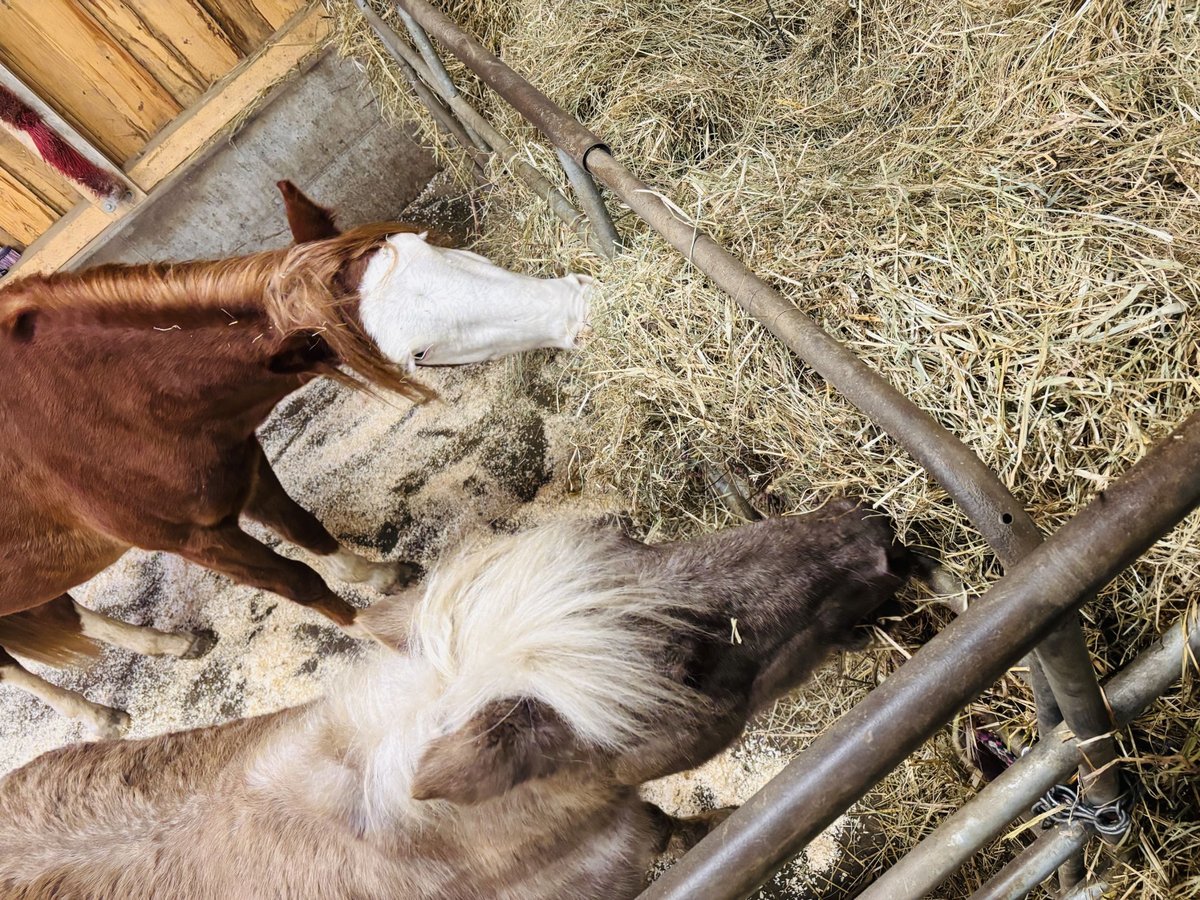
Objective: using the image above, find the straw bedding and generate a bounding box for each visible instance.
[333,0,1199,895]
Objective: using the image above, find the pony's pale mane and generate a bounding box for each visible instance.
[411,521,707,748]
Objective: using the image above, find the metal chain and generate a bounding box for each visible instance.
[1033,778,1136,838]
[973,729,1135,839]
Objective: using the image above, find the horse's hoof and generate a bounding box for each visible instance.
[92,707,131,740]
[181,628,218,659]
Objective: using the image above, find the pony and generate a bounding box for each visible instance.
[0,182,592,735]
[0,500,922,898]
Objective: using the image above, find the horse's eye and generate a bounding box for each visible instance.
[413,347,429,361]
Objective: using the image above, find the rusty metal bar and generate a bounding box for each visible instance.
[356,1,612,258]
[393,6,489,151]
[859,603,1200,899]
[555,147,621,255]
[638,410,1200,898]
[967,823,1091,900]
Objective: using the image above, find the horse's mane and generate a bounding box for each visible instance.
[384,520,707,748]
[0,223,430,400]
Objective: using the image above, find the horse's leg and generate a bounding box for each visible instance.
[0,647,129,738]
[177,521,368,636]
[0,593,214,662]
[68,596,217,659]
[244,445,420,594]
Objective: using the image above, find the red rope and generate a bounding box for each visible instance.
[0,85,124,201]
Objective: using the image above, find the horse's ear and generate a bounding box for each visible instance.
[277,180,340,243]
[411,697,574,805]
[2,306,37,343]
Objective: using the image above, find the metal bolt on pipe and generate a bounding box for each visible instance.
[967,823,1091,900]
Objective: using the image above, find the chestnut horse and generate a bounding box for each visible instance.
[0,502,921,898]
[0,183,592,735]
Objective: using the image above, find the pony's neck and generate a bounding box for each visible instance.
[248,649,609,847]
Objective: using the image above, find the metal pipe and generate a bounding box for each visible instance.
[638,410,1200,899]
[356,2,611,258]
[556,147,621,255]
[353,0,485,168]
[393,5,490,151]
[967,823,1091,900]
[859,603,1200,899]
[394,0,607,169]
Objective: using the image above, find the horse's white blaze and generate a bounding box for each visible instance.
[357,233,592,369]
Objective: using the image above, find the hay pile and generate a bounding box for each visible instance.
[333,0,1200,895]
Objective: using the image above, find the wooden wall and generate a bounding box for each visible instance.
[0,0,307,251]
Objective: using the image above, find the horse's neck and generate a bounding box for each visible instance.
[32,303,315,432]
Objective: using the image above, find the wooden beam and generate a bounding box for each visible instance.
[4,3,329,281]
[125,3,328,191]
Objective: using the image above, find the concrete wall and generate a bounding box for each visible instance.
[81,50,440,266]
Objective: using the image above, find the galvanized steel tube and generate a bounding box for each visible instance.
[967,823,1091,900]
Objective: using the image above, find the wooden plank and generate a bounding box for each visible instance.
[0,224,21,250]
[0,128,83,215]
[0,0,181,162]
[204,0,277,55]
[5,6,329,281]
[4,203,110,276]
[249,0,307,30]
[0,166,61,245]
[75,0,242,108]
[127,4,330,190]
